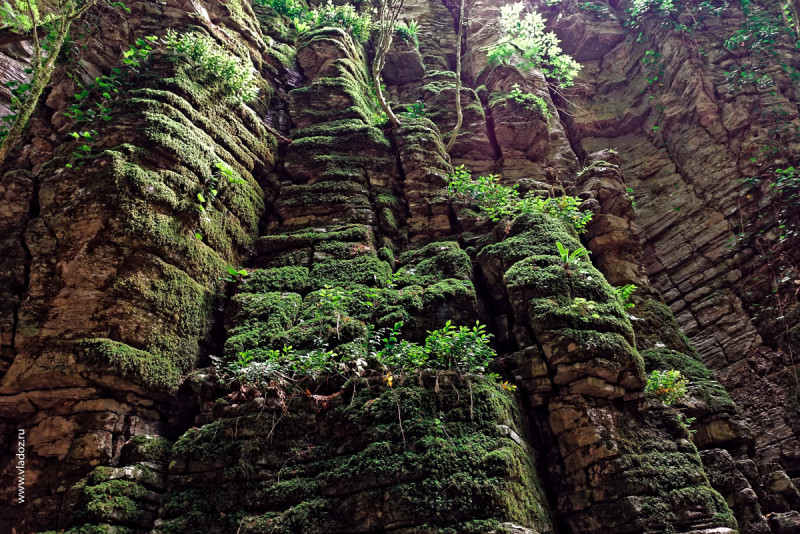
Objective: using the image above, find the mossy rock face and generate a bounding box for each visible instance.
[632,298,701,359]
[549,396,737,533]
[224,291,303,358]
[123,435,173,464]
[396,241,473,286]
[53,465,161,532]
[475,211,643,395]
[25,34,275,396]
[240,266,311,294]
[160,376,555,533]
[642,348,736,416]
[76,338,182,392]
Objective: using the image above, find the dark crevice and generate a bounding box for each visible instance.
[387,129,414,229]
[7,174,39,372]
[478,90,504,163]
[549,83,586,168]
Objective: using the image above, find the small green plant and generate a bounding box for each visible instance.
[394,19,419,45]
[556,241,591,267]
[313,285,378,338]
[678,413,697,434]
[400,102,426,118]
[626,187,637,209]
[215,160,247,185]
[217,319,500,392]
[164,30,258,102]
[64,129,99,169]
[614,284,637,308]
[221,267,248,283]
[507,83,551,118]
[447,165,593,232]
[645,369,689,405]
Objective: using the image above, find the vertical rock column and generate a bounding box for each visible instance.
[0,1,275,530]
[475,213,737,533]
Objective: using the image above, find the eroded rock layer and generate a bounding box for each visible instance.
[0,0,799,532]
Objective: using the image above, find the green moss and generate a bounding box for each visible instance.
[310,255,392,288]
[633,298,701,358]
[291,120,389,149]
[277,181,370,210]
[289,57,377,126]
[257,225,374,254]
[528,294,633,340]
[60,466,154,528]
[552,328,642,372]
[127,87,271,167]
[125,434,173,464]
[373,285,425,329]
[123,201,228,285]
[378,246,395,265]
[477,212,580,271]
[76,338,182,392]
[396,241,473,286]
[163,378,553,532]
[225,292,303,357]
[241,266,311,294]
[504,257,569,295]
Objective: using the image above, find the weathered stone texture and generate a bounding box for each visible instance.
[1,0,800,532]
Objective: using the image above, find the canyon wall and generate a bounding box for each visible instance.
[1,0,799,532]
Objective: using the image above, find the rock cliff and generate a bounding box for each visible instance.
[1,0,799,532]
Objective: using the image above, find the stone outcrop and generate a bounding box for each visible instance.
[0,0,799,532]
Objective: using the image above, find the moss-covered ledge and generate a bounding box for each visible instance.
[157,374,556,534]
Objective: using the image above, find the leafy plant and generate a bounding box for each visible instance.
[487,2,581,87]
[215,160,247,185]
[394,19,419,45]
[506,83,551,118]
[556,241,591,267]
[614,284,637,309]
[626,187,637,209]
[678,413,697,434]
[218,319,500,392]
[306,0,372,42]
[400,102,426,118]
[220,267,248,283]
[164,30,259,102]
[446,165,593,232]
[423,321,494,372]
[645,369,689,405]
[255,0,304,18]
[0,0,129,168]
[313,285,377,338]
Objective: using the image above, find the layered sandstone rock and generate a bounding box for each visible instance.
[0,0,798,532]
